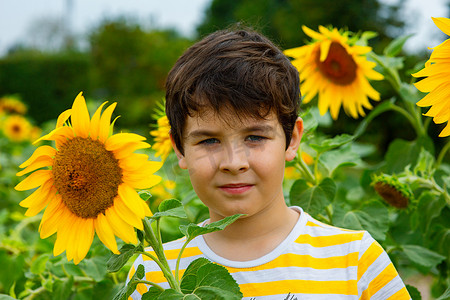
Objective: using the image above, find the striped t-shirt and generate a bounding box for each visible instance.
[128,207,410,299]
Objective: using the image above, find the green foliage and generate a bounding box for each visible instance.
[0,53,92,124]
[197,0,405,50]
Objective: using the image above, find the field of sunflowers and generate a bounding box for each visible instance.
[1,17,450,300]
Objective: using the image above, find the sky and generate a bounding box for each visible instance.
[0,0,448,56]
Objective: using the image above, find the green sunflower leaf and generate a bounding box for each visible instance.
[289,177,336,216]
[402,245,445,270]
[30,253,50,275]
[383,34,414,57]
[179,214,243,242]
[107,244,142,273]
[333,200,389,241]
[151,199,187,220]
[310,134,354,153]
[180,258,242,299]
[113,264,145,300]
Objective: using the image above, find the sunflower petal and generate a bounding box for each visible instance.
[19,146,56,168]
[56,108,72,128]
[113,197,144,230]
[113,142,151,160]
[438,122,450,137]
[16,155,53,177]
[105,206,138,244]
[125,174,162,190]
[15,170,52,191]
[302,25,324,40]
[432,17,450,37]
[20,180,53,208]
[53,208,75,256]
[94,213,119,254]
[319,39,332,62]
[89,101,108,140]
[39,194,64,238]
[74,218,94,264]
[118,184,147,219]
[71,92,91,138]
[98,102,117,143]
[105,133,147,151]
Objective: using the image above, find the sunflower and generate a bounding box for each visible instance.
[2,115,32,142]
[150,115,172,161]
[412,17,450,137]
[0,96,27,115]
[15,92,162,264]
[284,26,384,120]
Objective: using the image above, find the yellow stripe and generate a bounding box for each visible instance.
[306,220,320,227]
[361,263,399,297]
[295,232,364,247]
[142,246,202,261]
[239,279,358,297]
[145,269,186,284]
[226,252,359,272]
[357,241,383,281]
[136,283,148,296]
[386,286,411,299]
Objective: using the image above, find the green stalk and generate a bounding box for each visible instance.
[295,156,316,184]
[436,141,450,169]
[174,238,192,285]
[389,104,423,137]
[143,218,181,292]
[134,280,165,292]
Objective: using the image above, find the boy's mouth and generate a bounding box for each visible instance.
[218,183,254,194]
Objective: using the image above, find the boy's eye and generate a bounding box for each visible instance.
[198,138,219,145]
[246,135,266,142]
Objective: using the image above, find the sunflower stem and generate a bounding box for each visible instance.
[134,280,165,292]
[436,141,450,169]
[295,159,315,184]
[174,238,191,286]
[389,104,423,137]
[142,218,181,292]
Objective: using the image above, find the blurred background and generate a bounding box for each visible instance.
[0,0,449,137]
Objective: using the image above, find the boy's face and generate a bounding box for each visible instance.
[172,109,303,221]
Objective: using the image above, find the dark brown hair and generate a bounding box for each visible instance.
[165,28,301,154]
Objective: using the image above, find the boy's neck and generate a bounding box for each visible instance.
[203,201,300,262]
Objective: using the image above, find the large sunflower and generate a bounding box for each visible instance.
[150,115,172,161]
[15,92,162,264]
[412,17,450,137]
[284,26,384,120]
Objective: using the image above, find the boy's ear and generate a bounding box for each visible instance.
[285,117,304,162]
[170,133,187,169]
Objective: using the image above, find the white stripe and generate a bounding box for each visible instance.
[245,293,359,300]
[231,266,358,283]
[288,240,361,258]
[372,275,409,300]
[358,249,391,291]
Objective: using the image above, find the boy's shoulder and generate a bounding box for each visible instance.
[298,210,374,249]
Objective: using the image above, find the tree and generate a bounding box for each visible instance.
[196,0,406,50]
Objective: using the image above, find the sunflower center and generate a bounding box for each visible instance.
[52,136,123,218]
[12,124,21,133]
[316,42,357,85]
[374,182,409,209]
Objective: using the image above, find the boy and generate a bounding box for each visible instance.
[129,29,410,299]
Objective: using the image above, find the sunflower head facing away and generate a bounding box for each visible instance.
[150,114,172,162]
[15,92,162,264]
[284,26,384,120]
[0,96,27,115]
[412,17,450,137]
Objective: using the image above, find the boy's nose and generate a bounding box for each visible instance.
[218,143,249,174]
